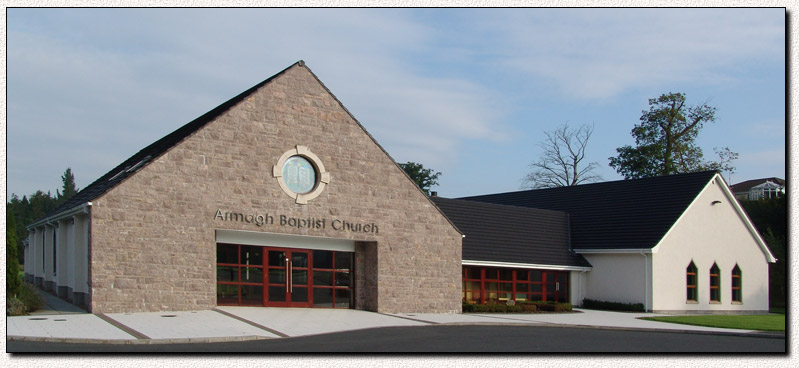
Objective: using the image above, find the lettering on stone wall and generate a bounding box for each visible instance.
[214,209,378,235]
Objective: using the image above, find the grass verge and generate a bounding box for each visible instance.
[641,314,785,332]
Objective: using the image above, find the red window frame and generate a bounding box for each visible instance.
[216,244,266,306]
[216,244,353,308]
[462,266,567,304]
[309,249,353,309]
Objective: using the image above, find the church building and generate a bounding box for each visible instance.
[25,61,774,314]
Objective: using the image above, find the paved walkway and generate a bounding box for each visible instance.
[6,290,779,344]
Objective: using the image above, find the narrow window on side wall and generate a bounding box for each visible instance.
[731,264,742,303]
[709,263,721,303]
[686,261,698,302]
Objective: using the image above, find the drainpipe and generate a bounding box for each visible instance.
[566,214,573,253]
[579,269,587,307]
[640,251,649,312]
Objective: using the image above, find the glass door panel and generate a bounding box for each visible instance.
[265,248,313,307]
[556,273,569,302]
[268,286,286,302]
[292,252,308,268]
[288,250,311,306]
[292,287,309,303]
[544,272,556,301]
[266,250,287,303]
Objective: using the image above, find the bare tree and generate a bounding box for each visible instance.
[522,123,602,189]
[707,146,739,183]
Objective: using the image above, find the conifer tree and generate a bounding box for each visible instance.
[57,168,79,203]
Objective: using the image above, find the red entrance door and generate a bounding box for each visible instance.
[216,244,354,308]
[265,248,312,307]
[543,271,569,303]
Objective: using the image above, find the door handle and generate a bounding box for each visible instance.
[556,282,559,291]
[285,257,290,293]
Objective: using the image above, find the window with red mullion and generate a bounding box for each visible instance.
[216,243,242,305]
[462,266,553,304]
[216,244,265,306]
[311,250,353,308]
[462,267,482,304]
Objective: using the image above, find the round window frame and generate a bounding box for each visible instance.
[273,145,330,204]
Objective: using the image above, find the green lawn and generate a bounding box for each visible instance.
[641,314,785,331]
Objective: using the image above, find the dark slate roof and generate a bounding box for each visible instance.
[32,62,304,226]
[730,177,785,193]
[432,197,591,268]
[460,171,719,251]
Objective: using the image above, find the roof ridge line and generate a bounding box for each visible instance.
[31,61,305,226]
[459,170,720,199]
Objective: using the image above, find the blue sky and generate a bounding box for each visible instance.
[4,8,787,199]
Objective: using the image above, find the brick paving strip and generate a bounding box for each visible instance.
[212,308,290,338]
[94,313,150,339]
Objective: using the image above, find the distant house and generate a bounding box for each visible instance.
[455,171,775,313]
[730,178,785,201]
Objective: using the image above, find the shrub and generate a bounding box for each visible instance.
[6,296,26,316]
[524,301,572,312]
[17,282,44,313]
[462,301,476,313]
[582,298,644,312]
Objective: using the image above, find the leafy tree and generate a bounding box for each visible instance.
[398,161,442,195]
[7,209,21,297]
[609,92,733,179]
[522,123,602,189]
[57,168,79,204]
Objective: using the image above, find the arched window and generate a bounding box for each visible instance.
[686,261,698,302]
[710,263,721,303]
[731,265,742,303]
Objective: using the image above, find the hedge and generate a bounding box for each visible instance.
[581,298,644,312]
[463,300,572,313]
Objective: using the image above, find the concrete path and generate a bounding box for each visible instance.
[7,289,776,344]
[214,306,426,337]
[6,313,138,341]
[389,309,756,334]
[29,289,87,316]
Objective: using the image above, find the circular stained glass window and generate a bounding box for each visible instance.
[281,156,317,194]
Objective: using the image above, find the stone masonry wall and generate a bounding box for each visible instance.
[89,64,462,313]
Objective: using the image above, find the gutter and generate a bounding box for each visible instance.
[28,202,92,230]
[573,248,653,254]
[462,260,592,272]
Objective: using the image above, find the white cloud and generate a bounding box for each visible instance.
[479,8,784,100]
[5,8,786,198]
[6,8,509,195]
